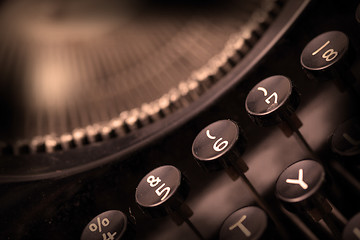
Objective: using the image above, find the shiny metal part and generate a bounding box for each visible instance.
[0,0,283,154]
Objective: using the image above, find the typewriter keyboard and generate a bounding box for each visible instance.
[1,0,360,239]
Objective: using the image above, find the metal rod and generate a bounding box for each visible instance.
[235,167,289,239]
[331,205,348,227]
[293,128,317,158]
[321,213,342,240]
[330,160,360,192]
[183,218,205,240]
[347,83,360,101]
[280,206,320,240]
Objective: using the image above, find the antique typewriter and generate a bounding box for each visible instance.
[0,0,359,239]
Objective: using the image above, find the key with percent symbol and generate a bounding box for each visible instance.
[81,210,134,240]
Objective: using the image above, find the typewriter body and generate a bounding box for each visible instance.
[0,0,359,239]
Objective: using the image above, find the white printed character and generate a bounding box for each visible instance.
[102,232,117,240]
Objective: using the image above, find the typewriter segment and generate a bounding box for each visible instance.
[0,0,279,155]
[0,0,360,239]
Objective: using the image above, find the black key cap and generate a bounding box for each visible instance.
[331,116,360,159]
[245,75,315,155]
[301,31,355,91]
[219,206,268,240]
[343,212,360,240]
[192,119,247,180]
[245,75,300,131]
[276,159,344,239]
[81,210,134,240]
[135,165,204,239]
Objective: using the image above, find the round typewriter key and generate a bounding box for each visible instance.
[330,117,360,184]
[342,212,360,240]
[276,160,344,239]
[135,165,204,239]
[136,165,182,208]
[331,117,360,157]
[301,31,349,71]
[81,210,133,240]
[192,120,247,179]
[192,119,241,161]
[301,31,356,92]
[245,75,301,132]
[276,160,325,204]
[245,76,316,155]
[246,75,293,117]
[219,206,268,240]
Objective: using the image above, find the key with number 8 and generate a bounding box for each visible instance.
[301,31,356,92]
